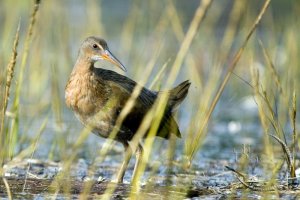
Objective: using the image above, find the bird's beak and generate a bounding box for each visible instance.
[101,49,127,72]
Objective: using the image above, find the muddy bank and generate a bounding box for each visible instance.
[1,158,299,199]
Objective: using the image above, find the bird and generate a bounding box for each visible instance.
[65,36,190,183]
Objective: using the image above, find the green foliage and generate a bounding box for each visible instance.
[0,0,299,198]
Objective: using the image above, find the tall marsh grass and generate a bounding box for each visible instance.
[0,22,20,167]
[0,0,299,198]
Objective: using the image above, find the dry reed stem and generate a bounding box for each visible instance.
[6,0,41,161]
[219,0,246,61]
[166,1,220,153]
[149,59,170,89]
[166,0,202,89]
[49,98,102,196]
[225,166,247,180]
[258,39,283,93]
[249,52,296,181]
[129,0,213,194]
[2,178,12,200]
[0,22,21,167]
[48,126,92,197]
[249,58,286,145]
[2,22,20,118]
[188,0,272,161]
[235,176,276,192]
[250,59,277,171]
[262,91,286,142]
[291,90,297,177]
[269,134,294,177]
[98,47,161,161]
[130,95,168,190]
[226,166,277,192]
[166,0,212,88]
[99,50,162,200]
[50,65,63,125]
[22,117,48,193]
[14,0,41,106]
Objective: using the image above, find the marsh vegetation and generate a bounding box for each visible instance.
[0,0,299,199]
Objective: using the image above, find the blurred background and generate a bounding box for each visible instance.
[0,0,299,180]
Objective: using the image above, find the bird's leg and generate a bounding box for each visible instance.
[114,141,132,183]
[131,142,144,184]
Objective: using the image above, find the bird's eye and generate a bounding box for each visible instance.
[92,44,98,49]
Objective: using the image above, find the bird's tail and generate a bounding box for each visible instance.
[167,80,191,111]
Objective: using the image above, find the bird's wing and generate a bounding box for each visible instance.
[95,69,181,139]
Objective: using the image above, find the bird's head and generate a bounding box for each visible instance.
[79,36,126,72]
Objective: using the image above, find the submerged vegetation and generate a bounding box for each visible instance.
[0,0,299,199]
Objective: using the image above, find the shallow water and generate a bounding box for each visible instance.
[1,156,299,199]
[1,0,299,199]
[4,92,297,199]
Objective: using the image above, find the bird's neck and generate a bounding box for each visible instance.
[72,56,94,74]
[65,57,104,115]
